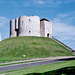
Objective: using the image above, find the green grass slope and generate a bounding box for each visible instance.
[0,36,72,60]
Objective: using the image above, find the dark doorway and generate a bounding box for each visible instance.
[15,29,19,36]
[47,33,49,38]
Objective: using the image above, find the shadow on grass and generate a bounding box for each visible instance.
[58,58,75,61]
[25,66,75,75]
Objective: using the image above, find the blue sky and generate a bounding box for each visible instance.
[0,0,75,50]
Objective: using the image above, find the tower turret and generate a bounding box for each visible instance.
[40,18,52,38]
[10,19,17,37]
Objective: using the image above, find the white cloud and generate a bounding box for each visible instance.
[23,2,30,7]
[31,0,75,8]
[52,13,75,41]
[57,14,69,18]
[52,13,75,49]
[0,0,75,7]
[0,0,74,8]
[0,16,9,28]
[0,16,9,40]
[37,0,45,4]
[33,0,61,6]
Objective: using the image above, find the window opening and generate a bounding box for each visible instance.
[29,19,31,22]
[29,31,31,33]
[22,21,24,23]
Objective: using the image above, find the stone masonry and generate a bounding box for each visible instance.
[10,15,52,38]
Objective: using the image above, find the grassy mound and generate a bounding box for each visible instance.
[0,36,72,60]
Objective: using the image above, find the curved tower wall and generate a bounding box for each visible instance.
[18,15,40,36]
[10,19,17,37]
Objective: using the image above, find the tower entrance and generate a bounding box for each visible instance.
[47,33,49,38]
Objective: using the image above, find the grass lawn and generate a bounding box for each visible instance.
[0,36,72,63]
[0,60,75,75]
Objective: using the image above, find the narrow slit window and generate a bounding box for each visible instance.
[22,21,24,23]
[29,19,31,22]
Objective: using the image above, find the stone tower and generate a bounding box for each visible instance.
[10,15,52,38]
[40,18,52,38]
[18,15,40,36]
[10,19,17,37]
